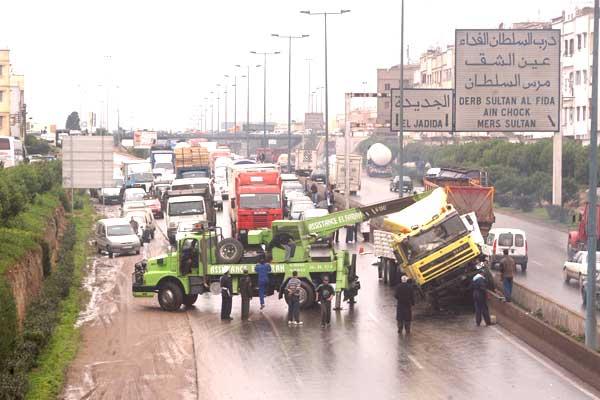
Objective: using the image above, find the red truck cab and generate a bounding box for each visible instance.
[230,170,283,243]
[568,201,600,260]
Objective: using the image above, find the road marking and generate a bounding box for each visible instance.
[368,311,380,324]
[492,327,599,399]
[531,260,543,267]
[407,355,424,370]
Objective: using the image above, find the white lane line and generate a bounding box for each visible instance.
[367,311,380,324]
[407,355,424,370]
[531,260,543,267]
[492,327,599,399]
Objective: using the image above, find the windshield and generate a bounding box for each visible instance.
[125,191,145,201]
[169,200,205,216]
[402,214,468,263]
[239,193,280,209]
[0,138,10,150]
[283,182,303,191]
[107,225,135,236]
[154,163,173,170]
[292,202,314,214]
[101,188,121,196]
[130,172,154,182]
[180,170,209,178]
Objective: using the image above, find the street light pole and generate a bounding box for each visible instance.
[398,0,405,199]
[216,84,221,133]
[233,75,237,133]
[251,51,280,147]
[272,33,309,172]
[301,9,350,189]
[210,91,214,133]
[306,58,313,112]
[585,0,599,350]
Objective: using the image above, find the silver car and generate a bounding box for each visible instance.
[95,218,141,258]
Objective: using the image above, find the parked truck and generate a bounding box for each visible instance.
[174,146,211,179]
[373,188,485,304]
[366,143,393,177]
[295,149,318,177]
[150,147,175,176]
[568,190,600,261]
[229,168,283,244]
[122,160,154,192]
[164,187,217,244]
[331,154,362,195]
[132,194,426,311]
[423,167,495,238]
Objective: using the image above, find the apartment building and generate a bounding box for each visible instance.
[0,50,9,136]
[0,49,25,138]
[375,63,419,128]
[414,45,454,89]
[552,6,593,141]
[10,74,24,138]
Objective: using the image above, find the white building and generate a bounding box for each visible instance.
[552,6,594,141]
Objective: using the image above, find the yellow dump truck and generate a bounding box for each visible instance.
[373,188,483,301]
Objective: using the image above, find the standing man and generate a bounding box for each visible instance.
[220,267,233,320]
[499,249,516,302]
[469,263,492,326]
[310,182,319,204]
[361,220,371,243]
[129,216,139,235]
[285,271,303,326]
[326,185,335,213]
[255,255,271,310]
[239,268,253,321]
[394,275,415,334]
[316,275,334,327]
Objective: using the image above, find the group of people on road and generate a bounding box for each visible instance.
[219,256,334,327]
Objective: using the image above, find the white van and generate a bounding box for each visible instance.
[0,137,25,168]
[483,228,528,272]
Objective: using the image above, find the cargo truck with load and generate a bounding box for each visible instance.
[174,146,211,179]
[122,160,153,192]
[132,195,425,311]
[229,168,283,244]
[366,143,393,177]
[295,149,318,177]
[423,167,495,238]
[373,188,486,304]
[330,154,362,195]
[150,147,175,175]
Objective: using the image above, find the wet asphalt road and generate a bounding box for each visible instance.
[62,152,599,399]
[357,175,591,316]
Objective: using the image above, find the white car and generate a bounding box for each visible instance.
[290,200,315,220]
[563,251,600,286]
[483,228,528,272]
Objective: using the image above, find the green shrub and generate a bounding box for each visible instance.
[514,195,535,212]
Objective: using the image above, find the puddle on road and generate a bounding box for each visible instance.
[75,256,120,328]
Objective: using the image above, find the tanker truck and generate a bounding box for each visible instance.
[366,143,393,177]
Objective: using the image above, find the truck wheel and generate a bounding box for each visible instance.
[299,280,316,309]
[183,293,198,307]
[216,238,244,264]
[158,281,183,311]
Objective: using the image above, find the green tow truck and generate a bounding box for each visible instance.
[132,194,427,311]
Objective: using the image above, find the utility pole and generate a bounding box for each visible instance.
[397,0,405,199]
[306,58,313,112]
[272,33,309,172]
[233,75,237,133]
[301,9,350,188]
[250,51,280,147]
[585,0,599,350]
[216,84,221,133]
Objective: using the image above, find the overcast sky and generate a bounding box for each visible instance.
[0,0,586,131]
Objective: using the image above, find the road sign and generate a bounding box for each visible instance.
[454,29,560,132]
[62,136,113,189]
[391,89,454,132]
[304,112,324,130]
[133,130,157,148]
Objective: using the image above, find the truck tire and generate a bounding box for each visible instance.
[183,293,198,307]
[158,281,183,311]
[299,280,316,309]
[216,238,244,264]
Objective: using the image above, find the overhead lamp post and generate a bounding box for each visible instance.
[216,84,221,133]
[251,50,280,147]
[305,58,313,112]
[224,75,229,133]
[301,9,350,188]
[209,91,214,133]
[272,33,309,171]
[397,0,405,199]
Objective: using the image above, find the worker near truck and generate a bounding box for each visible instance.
[255,255,272,310]
[310,182,318,204]
[269,232,296,262]
[239,268,253,320]
[316,275,334,327]
[129,217,139,235]
[220,268,233,320]
[469,263,492,327]
[394,275,415,334]
[499,249,516,302]
[286,271,303,326]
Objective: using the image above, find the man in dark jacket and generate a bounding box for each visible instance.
[394,275,415,334]
[239,268,253,320]
[316,275,334,327]
[310,182,319,204]
[468,264,492,326]
[499,249,516,302]
[220,268,233,320]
